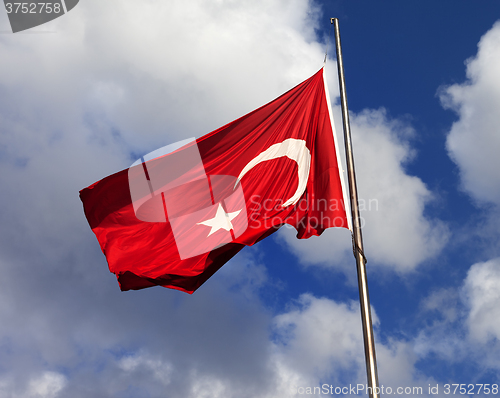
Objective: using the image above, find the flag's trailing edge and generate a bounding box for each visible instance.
[322,68,352,231]
[80,67,352,294]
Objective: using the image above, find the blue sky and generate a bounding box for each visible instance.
[1,1,500,397]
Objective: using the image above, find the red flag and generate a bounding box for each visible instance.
[80,68,351,293]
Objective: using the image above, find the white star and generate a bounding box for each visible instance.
[197,203,242,237]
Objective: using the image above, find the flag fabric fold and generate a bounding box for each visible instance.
[80,67,350,293]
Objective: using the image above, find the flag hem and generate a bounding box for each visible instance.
[322,67,353,231]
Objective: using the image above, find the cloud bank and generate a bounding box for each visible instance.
[441,21,500,206]
[279,107,448,274]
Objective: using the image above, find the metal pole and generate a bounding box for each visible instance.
[331,17,380,398]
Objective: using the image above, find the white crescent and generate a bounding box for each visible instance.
[234,138,311,207]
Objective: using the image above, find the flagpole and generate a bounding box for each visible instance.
[331,18,380,398]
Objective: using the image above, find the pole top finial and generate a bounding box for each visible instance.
[330,18,335,24]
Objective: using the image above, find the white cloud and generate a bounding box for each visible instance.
[463,257,500,344]
[0,0,328,172]
[431,23,500,373]
[188,374,230,398]
[269,294,443,398]
[118,354,173,385]
[352,110,449,270]
[26,372,67,398]
[410,258,500,373]
[272,294,366,382]
[0,372,67,398]
[279,108,448,274]
[413,288,469,362]
[441,21,500,205]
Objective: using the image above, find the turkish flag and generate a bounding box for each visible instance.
[79,68,350,293]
